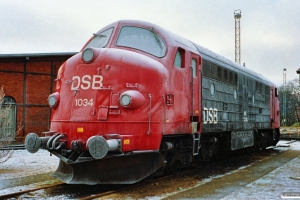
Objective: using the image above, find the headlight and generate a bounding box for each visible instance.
[82,48,94,63]
[48,92,60,108]
[120,94,131,107]
[119,90,145,109]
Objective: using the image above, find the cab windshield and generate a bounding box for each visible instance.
[116,26,166,57]
[85,28,113,49]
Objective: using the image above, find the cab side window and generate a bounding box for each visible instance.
[191,59,197,77]
[174,48,185,68]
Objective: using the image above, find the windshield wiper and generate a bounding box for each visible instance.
[151,28,163,49]
[93,33,106,37]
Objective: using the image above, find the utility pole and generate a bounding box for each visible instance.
[297,68,300,89]
[234,9,242,64]
[283,68,287,126]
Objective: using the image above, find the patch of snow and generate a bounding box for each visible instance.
[150,141,300,199]
[0,149,59,180]
[288,140,300,150]
[18,189,74,199]
[220,156,300,200]
[237,164,251,170]
[278,140,300,151]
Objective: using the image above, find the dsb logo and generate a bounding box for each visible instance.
[203,107,218,124]
[71,75,103,90]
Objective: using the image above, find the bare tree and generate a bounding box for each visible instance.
[0,86,17,162]
[278,79,300,126]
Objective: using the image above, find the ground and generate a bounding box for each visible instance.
[0,149,59,180]
[0,141,299,199]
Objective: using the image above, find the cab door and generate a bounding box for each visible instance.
[190,54,201,132]
[270,87,279,128]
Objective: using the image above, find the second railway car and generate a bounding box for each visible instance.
[25,20,280,184]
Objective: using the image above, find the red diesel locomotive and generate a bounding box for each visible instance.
[25,20,280,184]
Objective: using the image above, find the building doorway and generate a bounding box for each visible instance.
[0,96,16,140]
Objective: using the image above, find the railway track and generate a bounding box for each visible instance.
[1,171,174,199]
[0,182,64,199]
[0,144,26,150]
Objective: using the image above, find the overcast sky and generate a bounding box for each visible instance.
[1,0,299,87]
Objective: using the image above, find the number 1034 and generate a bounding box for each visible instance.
[75,99,94,106]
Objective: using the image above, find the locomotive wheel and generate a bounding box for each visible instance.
[169,161,182,174]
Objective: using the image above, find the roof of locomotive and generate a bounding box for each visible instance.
[102,20,275,87]
[192,43,274,86]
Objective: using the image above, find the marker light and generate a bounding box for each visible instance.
[48,92,60,108]
[82,48,94,63]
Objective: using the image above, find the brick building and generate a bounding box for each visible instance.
[0,53,76,142]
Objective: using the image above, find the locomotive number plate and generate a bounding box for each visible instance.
[75,98,94,106]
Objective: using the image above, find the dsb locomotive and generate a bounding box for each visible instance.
[25,20,280,184]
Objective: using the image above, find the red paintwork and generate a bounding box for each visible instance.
[50,20,200,152]
[271,86,280,128]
